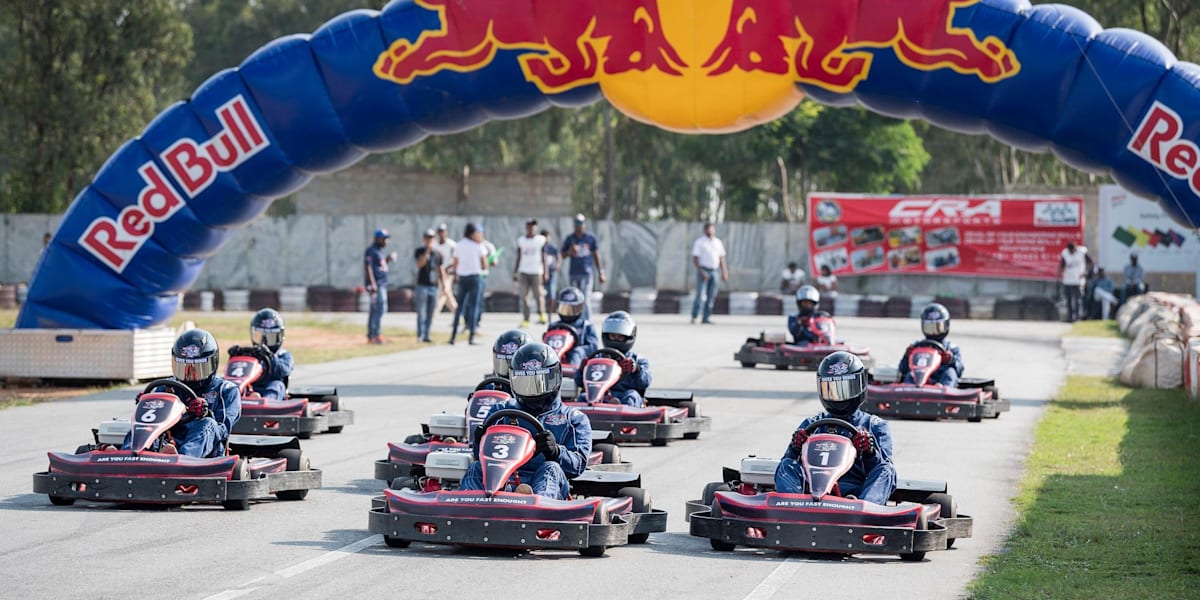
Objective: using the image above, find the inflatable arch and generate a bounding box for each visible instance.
[17,0,1200,329]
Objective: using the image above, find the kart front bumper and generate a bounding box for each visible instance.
[33,468,321,505]
[368,506,666,550]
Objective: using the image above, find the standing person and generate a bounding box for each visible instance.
[1122,251,1147,302]
[816,264,839,316]
[514,219,549,328]
[363,228,396,344]
[780,261,806,294]
[542,228,559,313]
[561,214,605,316]
[449,223,487,345]
[432,224,458,318]
[1057,241,1092,322]
[690,222,728,325]
[413,229,442,343]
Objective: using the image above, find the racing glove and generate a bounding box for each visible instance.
[227,345,242,356]
[851,428,876,456]
[940,349,954,365]
[620,358,638,374]
[789,429,809,453]
[535,430,561,461]
[184,396,209,420]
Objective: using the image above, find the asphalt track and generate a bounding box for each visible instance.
[0,314,1068,600]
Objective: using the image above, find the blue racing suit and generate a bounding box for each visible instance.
[575,351,652,407]
[898,338,964,387]
[774,410,896,505]
[556,316,599,368]
[460,396,592,500]
[251,348,294,401]
[787,311,830,344]
[124,376,242,458]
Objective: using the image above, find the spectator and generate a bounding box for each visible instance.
[450,223,488,345]
[561,213,605,316]
[363,228,396,344]
[413,229,442,343]
[514,219,549,328]
[1092,268,1117,320]
[780,261,806,294]
[432,224,458,318]
[542,228,559,312]
[478,234,500,328]
[690,222,728,325]
[816,264,839,315]
[1058,241,1092,323]
[1122,251,1147,302]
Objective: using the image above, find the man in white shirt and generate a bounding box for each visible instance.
[690,222,729,324]
[1058,241,1093,322]
[513,218,549,328]
[432,223,458,317]
[780,261,806,294]
[450,223,488,345]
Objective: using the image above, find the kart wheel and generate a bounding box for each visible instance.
[899,512,928,562]
[701,482,731,507]
[579,503,610,557]
[402,434,427,445]
[619,487,652,544]
[74,444,94,455]
[679,401,700,439]
[708,500,736,551]
[594,443,621,465]
[49,495,75,506]
[222,459,251,511]
[297,404,313,439]
[967,416,983,423]
[927,492,958,548]
[390,476,420,491]
[324,395,345,433]
[275,449,310,501]
[384,535,411,549]
[739,362,755,369]
[650,438,668,447]
[774,364,788,371]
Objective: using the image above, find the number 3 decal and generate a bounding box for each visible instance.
[491,444,510,459]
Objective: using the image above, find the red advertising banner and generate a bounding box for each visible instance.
[807,194,1085,280]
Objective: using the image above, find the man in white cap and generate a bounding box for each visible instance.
[561,213,605,316]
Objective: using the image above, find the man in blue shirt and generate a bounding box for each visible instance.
[364,228,395,345]
[561,214,605,317]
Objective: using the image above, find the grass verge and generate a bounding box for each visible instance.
[1066,319,1121,338]
[968,376,1200,599]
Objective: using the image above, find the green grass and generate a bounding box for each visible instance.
[968,376,1200,599]
[1066,320,1122,338]
[0,309,13,329]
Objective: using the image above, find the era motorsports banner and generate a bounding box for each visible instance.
[807,194,1084,280]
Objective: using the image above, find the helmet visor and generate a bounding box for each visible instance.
[493,353,512,378]
[602,333,632,349]
[173,356,216,384]
[557,301,584,318]
[510,366,562,399]
[921,319,949,338]
[817,373,866,403]
[253,327,283,349]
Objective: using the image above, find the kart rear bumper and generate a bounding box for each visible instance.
[33,468,321,505]
[234,415,327,436]
[687,505,947,554]
[864,387,1008,420]
[735,341,874,370]
[588,416,711,444]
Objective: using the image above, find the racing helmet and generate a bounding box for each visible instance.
[815,351,868,419]
[172,328,220,394]
[556,286,586,319]
[250,308,285,352]
[492,329,534,378]
[601,311,637,353]
[795,285,820,316]
[920,303,951,341]
[509,343,562,414]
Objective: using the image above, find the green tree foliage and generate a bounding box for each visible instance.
[0,0,192,213]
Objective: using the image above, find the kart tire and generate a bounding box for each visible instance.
[708,500,736,551]
[49,494,75,506]
[384,535,411,549]
[324,395,345,433]
[899,512,928,562]
[967,415,983,423]
[595,443,621,465]
[223,458,251,511]
[276,449,310,501]
[680,401,700,439]
[619,487,652,544]
[701,482,732,507]
[403,434,427,445]
[774,364,788,371]
[579,503,610,557]
[927,492,958,548]
[297,403,313,439]
[390,476,420,491]
[650,438,668,447]
[74,444,94,455]
[740,362,755,369]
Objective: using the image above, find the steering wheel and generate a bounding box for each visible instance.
[545,322,581,346]
[141,378,208,422]
[911,339,947,352]
[802,417,866,456]
[588,347,626,361]
[474,408,547,459]
[230,343,274,371]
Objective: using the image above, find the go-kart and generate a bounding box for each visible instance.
[865,340,1009,422]
[374,390,629,492]
[544,321,581,398]
[734,315,874,370]
[32,379,322,510]
[224,344,354,438]
[564,348,711,446]
[686,418,972,560]
[369,408,667,556]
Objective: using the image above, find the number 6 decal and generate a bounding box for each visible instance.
[141,409,157,422]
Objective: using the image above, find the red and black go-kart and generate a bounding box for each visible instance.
[565,348,711,446]
[543,321,581,398]
[865,339,1008,422]
[375,390,629,493]
[734,315,874,371]
[225,344,353,438]
[369,408,667,556]
[686,418,972,560]
[32,379,321,510]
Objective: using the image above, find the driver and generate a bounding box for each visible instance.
[774,351,896,505]
[239,308,294,401]
[460,343,592,499]
[897,303,963,387]
[787,285,831,344]
[548,286,599,369]
[126,328,241,458]
[474,329,535,395]
[574,311,652,407]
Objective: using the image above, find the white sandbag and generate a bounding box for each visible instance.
[1117,299,1151,334]
[1119,336,1184,389]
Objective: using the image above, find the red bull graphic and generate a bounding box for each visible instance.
[1128,101,1200,197]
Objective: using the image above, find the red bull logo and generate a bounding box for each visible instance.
[374,0,1021,133]
[1128,101,1200,197]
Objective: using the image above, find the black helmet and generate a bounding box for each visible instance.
[601,311,637,353]
[920,303,951,341]
[172,328,220,394]
[556,286,586,319]
[795,285,820,316]
[509,343,562,414]
[815,351,867,419]
[250,308,285,352]
[492,329,534,378]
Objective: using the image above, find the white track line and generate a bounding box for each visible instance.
[202,535,381,600]
[742,557,799,600]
